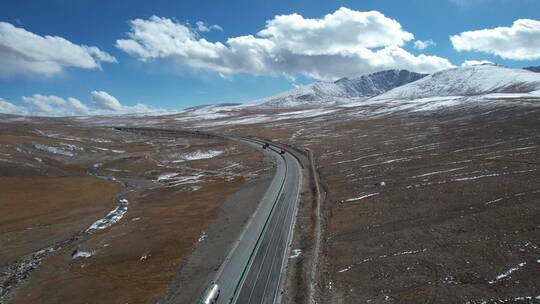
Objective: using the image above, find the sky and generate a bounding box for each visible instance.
[0,0,539,116]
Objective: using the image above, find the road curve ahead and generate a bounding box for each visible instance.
[211,139,302,304]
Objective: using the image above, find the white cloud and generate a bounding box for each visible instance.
[257,9,414,54]
[116,8,454,80]
[196,21,222,32]
[91,90,123,111]
[0,22,117,77]
[0,91,159,117]
[461,60,494,67]
[21,94,91,115]
[84,46,118,64]
[90,90,155,114]
[449,0,488,8]
[451,19,540,60]
[22,95,66,114]
[211,24,223,32]
[196,21,210,32]
[0,98,26,115]
[413,39,436,50]
[67,97,91,113]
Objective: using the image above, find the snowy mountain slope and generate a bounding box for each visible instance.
[334,69,427,96]
[184,103,241,111]
[373,64,540,100]
[524,66,540,73]
[248,70,426,108]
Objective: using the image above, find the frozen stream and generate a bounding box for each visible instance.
[0,164,133,303]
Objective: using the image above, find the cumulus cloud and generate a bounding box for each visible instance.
[461,60,494,67]
[0,22,117,77]
[116,8,454,80]
[0,91,159,117]
[413,39,436,50]
[88,90,156,114]
[0,98,26,115]
[451,19,540,60]
[257,9,413,53]
[67,97,91,113]
[91,90,123,111]
[22,94,90,115]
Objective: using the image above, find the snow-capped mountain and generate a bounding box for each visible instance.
[373,64,540,100]
[524,66,540,73]
[249,70,426,108]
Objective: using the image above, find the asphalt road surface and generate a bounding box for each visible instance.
[211,139,302,304]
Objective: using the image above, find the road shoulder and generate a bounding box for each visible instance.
[160,164,276,304]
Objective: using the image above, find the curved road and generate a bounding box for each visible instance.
[110,128,303,304]
[210,138,303,304]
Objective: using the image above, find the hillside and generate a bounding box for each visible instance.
[373,64,540,100]
[249,70,426,108]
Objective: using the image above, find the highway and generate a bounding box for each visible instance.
[110,128,303,304]
[211,138,303,304]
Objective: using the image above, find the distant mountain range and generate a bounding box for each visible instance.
[188,65,540,111]
[524,66,540,73]
[184,103,241,111]
[248,70,427,108]
[373,64,540,100]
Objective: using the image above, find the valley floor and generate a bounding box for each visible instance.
[1,96,539,304]
[220,104,540,303]
[0,121,272,304]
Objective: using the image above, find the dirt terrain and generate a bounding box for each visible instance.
[167,102,540,303]
[302,106,540,303]
[2,97,539,304]
[0,119,272,304]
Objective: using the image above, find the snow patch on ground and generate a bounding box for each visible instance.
[392,248,427,256]
[86,198,128,233]
[276,108,338,119]
[72,250,93,259]
[34,129,83,142]
[174,150,223,162]
[465,295,540,304]
[289,249,302,259]
[157,173,179,182]
[337,265,352,273]
[342,192,380,203]
[488,262,527,284]
[362,157,409,168]
[197,232,208,243]
[412,166,468,178]
[333,153,382,165]
[155,173,204,187]
[33,143,75,157]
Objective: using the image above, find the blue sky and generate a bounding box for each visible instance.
[0,0,539,115]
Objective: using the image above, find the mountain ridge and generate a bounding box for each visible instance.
[248,69,427,108]
[524,66,540,73]
[373,64,540,101]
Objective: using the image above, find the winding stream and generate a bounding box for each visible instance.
[0,164,133,303]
